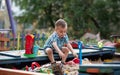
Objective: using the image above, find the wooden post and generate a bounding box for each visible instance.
[7,33,10,48]
[0,33,10,51]
[21,33,25,49]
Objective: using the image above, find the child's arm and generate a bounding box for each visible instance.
[52,42,64,57]
[67,43,78,58]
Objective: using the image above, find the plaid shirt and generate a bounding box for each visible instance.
[44,32,69,50]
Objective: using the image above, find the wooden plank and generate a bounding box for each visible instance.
[0,37,10,41]
[0,68,53,75]
[0,33,4,48]
[0,33,10,51]
[0,47,9,51]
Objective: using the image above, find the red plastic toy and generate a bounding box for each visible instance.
[25,34,34,54]
[31,62,41,70]
[70,41,78,48]
[64,41,78,48]
[72,58,80,64]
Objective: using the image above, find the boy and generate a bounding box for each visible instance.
[44,19,78,69]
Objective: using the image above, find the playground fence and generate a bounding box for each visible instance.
[0,32,46,51]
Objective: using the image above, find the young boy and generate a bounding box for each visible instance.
[44,19,78,66]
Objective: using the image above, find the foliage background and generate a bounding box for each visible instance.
[12,0,120,39]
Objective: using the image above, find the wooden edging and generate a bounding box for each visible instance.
[0,68,53,75]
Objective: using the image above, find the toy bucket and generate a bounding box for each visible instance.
[33,45,40,56]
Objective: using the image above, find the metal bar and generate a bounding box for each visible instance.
[78,41,82,65]
[5,0,16,49]
[5,0,16,37]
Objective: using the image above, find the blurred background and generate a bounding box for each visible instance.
[0,0,120,50]
[11,0,120,39]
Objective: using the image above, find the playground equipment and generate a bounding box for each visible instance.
[0,30,10,51]
[79,63,120,75]
[0,0,16,50]
[77,41,120,75]
[0,40,118,75]
[5,0,16,37]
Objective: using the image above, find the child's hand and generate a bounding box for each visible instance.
[73,52,78,58]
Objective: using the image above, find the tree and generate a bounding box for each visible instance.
[13,0,120,39]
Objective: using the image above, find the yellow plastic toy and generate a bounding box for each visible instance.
[98,41,103,48]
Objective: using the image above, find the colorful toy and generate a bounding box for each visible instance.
[73,58,80,64]
[24,62,53,74]
[25,34,34,54]
[25,65,29,71]
[24,34,37,58]
[70,41,78,48]
[33,44,40,55]
[65,41,84,49]
[98,41,103,48]
[39,68,52,74]
[24,62,40,71]
[31,62,41,70]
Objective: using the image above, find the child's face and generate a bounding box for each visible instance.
[56,26,67,38]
